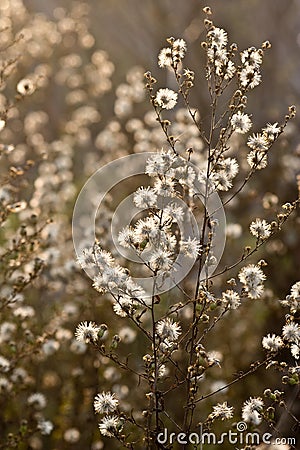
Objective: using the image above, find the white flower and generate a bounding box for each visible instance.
[180,237,201,258]
[262,122,281,142]
[113,297,138,317]
[220,158,239,179]
[27,393,47,410]
[77,247,95,269]
[145,151,178,177]
[37,419,54,435]
[222,290,241,309]
[172,38,187,58]
[133,187,158,209]
[156,318,181,341]
[224,60,236,79]
[207,27,228,48]
[247,150,268,170]
[134,217,158,241]
[150,248,174,271]
[241,47,263,67]
[207,47,228,64]
[242,397,264,425]
[282,322,300,343]
[155,88,178,110]
[164,203,184,223]
[157,39,186,68]
[247,133,269,151]
[98,415,120,437]
[214,171,232,191]
[239,66,261,89]
[238,264,266,299]
[231,111,252,134]
[153,178,175,197]
[290,281,300,300]
[262,334,284,352]
[118,226,135,248]
[94,392,119,414]
[209,402,234,420]
[75,321,100,343]
[290,343,299,359]
[249,218,271,239]
[158,47,173,68]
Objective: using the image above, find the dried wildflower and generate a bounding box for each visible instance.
[242,397,264,423]
[249,218,271,239]
[98,415,121,437]
[238,264,266,299]
[209,401,234,420]
[280,281,300,313]
[37,420,54,435]
[207,27,228,48]
[282,322,300,343]
[240,47,263,67]
[118,226,135,248]
[145,150,178,177]
[150,248,174,271]
[290,281,300,300]
[180,237,201,258]
[94,392,119,414]
[113,296,138,317]
[77,247,95,269]
[133,186,158,208]
[172,38,187,58]
[155,88,178,110]
[222,290,241,309]
[158,47,173,68]
[231,111,252,134]
[290,344,299,359]
[27,393,47,410]
[75,321,100,343]
[239,66,261,89]
[247,133,269,151]
[221,157,239,179]
[156,318,181,341]
[247,150,268,170]
[262,122,281,142]
[262,334,284,352]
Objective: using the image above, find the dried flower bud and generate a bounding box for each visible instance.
[262,40,271,49]
[203,6,212,14]
[204,19,213,29]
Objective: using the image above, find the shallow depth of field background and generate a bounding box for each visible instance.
[0,0,299,448]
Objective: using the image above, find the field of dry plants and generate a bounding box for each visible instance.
[0,1,299,449]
